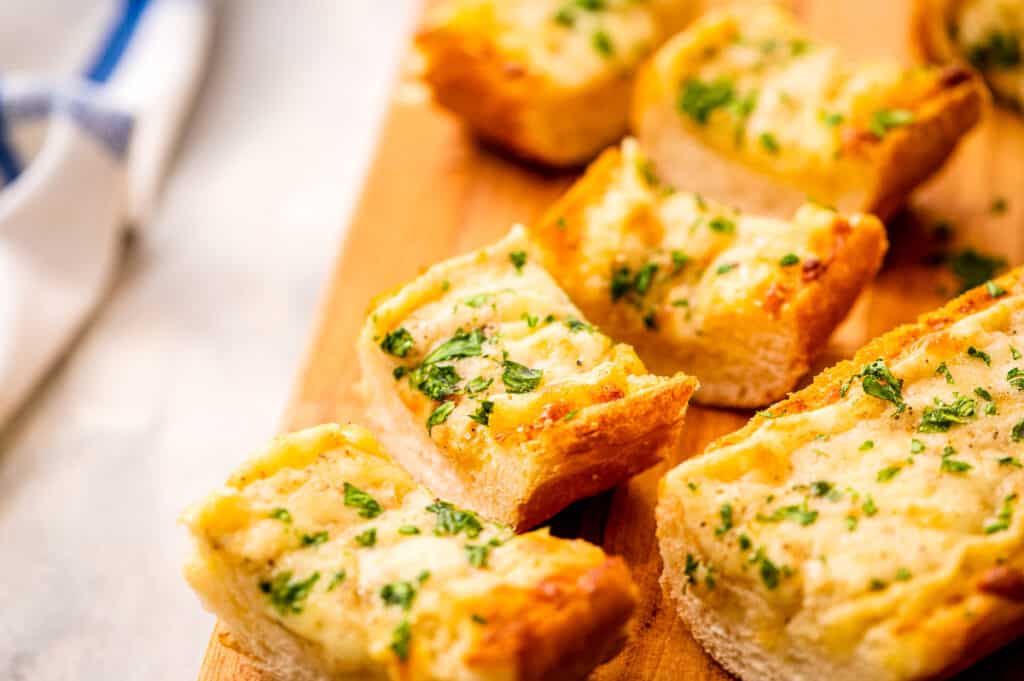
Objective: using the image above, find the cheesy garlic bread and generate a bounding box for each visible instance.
[417,0,699,166]
[184,424,637,681]
[915,0,1024,109]
[531,138,888,407]
[357,226,697,530]
[633,2,986,218]
[658,268,1024,681]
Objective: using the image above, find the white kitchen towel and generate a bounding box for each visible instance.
[0,0,212,423]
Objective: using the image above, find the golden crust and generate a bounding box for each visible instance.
[530,140,888,407]
[358,226,696,529]
[416,0,699,167]
[632,2,987,219]
[183,424,638,681]
[658,268,1024,681]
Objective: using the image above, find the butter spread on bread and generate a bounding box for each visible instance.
[358,226,697,530]
[417,0,699,166]
[658,268,1024,681]
[634,1,986,218]
[530,138,888,407]
[184,424,637,681]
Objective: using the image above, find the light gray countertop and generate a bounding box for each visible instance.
[0,2,417,678]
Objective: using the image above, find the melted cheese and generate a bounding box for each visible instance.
[662,291,1024,678]
[184,424,615,680]
[955,0,1024,105]
[427,0,690,89]
[651,2,952,204]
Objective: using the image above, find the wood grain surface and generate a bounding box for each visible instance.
[197,1,1024,679]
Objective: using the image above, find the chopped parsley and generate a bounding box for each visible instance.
[919,396,975,432]
[269,507,292,523]
[759,554,781,590]
[936,362,954,384]
[714,503,734,536]
[716,263,737,275]
[810,481,833,497]
[1014,347,1022,360]
[759,132,781,154]
[381,580,417,610]
[354,528,377,547]
[779,253,800,267]
[522,312,538,328]
[502,360,543,393]
[967,346,992,365]
[859,440,875,451]
[998,456,1023,468]
[708,216,736,234]
[678,78,736,125]
[463,293,489,308]
[409,363,461,401]
[465,538,502,568]
[1008,367,1024,391]
[465,376,492,394]
[468,400,494,426]
[563,409,579,421]
[846,515,859,531]
[862,495,878,516]
[986,280,1007,298]
[820,110,845,127]
[260,571,320,615]
[1012,419,1024,442]
[426,500,483,538]
[910,438,925,454]
[841,359,905,413]
[398,525,420,535]
[592,30,614,57]
[422,328,486,365]
[894,567,912,582]
[390,620,411,661]
[967,32,1021,70]
[757,503,818,526]
[326,570,347,591]
[344,482,383,518]
[868,578,888,592]
[380,328,414,358]
[509,250,527,272]
[939,450,973,474]
[869,109,914,139]
[300,531,328,547]
[983,494,1017,534]
[671,250,690,273]
[565,317,594,333]
[876,466,901,482]
[426,401,455,432]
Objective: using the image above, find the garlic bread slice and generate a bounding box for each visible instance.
[358,226,697,530]
[658,268,1024,681]
[531,138,888,407]
[417,0,699,167]
[633,2,986,218]
[184,424,637,681]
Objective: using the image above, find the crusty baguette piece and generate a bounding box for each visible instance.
[914,0,1024,110]
[357,226,697,530]
[183,423,638,681]
[416,0,700,167]
[530,138,888,407]
[658,267,1024,681]
[633,2,986,219]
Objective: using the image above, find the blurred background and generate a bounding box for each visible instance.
[0,2,417,679]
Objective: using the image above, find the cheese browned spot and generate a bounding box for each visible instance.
[658,269,1024,681]
[530,139,887,407]
[183,424,637,681]
[358,226,696,529]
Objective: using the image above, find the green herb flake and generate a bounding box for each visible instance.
[910,439,925,454]
[326,570,346,591]
[380,328,414,358]
[846,515,859,531]
[715,503,734,536]
[716,263,738,275]
[381,580,417,610]
[967,32,1022,69]
[465,376,493,395]
[868,578,888,591]
[471,614,487,624]
[565,317,594,333]
[709,216,736,234]
[998,456,1023,468]
[269,507,292,523]
[390,619,412,661]
[967,346,992,366]
[522,312,538,328]
[344,482,383,518]
[1013,347,1023,361]
[422,328,486,365]
[464,293,489,308]
[876,466,901,482]
[820,110,845,127]
[354,528,377,547]
[759,132,781,154]
[757,503,818,526]
[919,396,976,432]
[936,362,954,384]
[759,556,781,590]
[509,250,527,273]
[409,363,461,401]
[502,360,543,393]
[398,525,421,535]
[678,78,736,125]
[859,440,875,451]
[862,495,878,517]
[426,401,455,432]
[940,457,973,474]
[259,571,320,616]
[468,400,494,426]
[779,253,800,267]
[426,500,483,538]
[671,250,690,274]
[894,567,912,582]
[869,109,914,138]
[563,409,579,422]
[986,280,1007,298]
[810,481,833,497]
[300,531,328,547]
[592,30,614,57]
[984,494,1017,534]
[842,359,905,413]
[1012,419,1024,442]
[1009,367,1024,391]
[465,538,502,568]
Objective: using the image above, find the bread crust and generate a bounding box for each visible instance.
[358,226,697,530]
[183,424,639,681]
[416,0,699,167]
[632,2,986,219]
[530,140,888,407]
[657,268,1024,681]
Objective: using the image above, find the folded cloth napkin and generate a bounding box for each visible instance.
[0,0,212,423]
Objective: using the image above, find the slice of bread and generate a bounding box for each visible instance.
[530,138,888,407]
[183,423,638,681]
[914,0,1024,110]
[633,1,986,219]
[416,0,699,166]
[658,267,1024,681]
[358,226,697,530]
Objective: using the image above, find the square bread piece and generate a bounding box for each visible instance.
[530,138,888,408]
[358,226,697,531]
[914,0,1024,109]
[416,0,699,167]
[632,1,986,219]
[658,268,1024,681]
[183,424,638,681]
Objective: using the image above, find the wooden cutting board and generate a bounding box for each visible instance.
[197,1,1024,679]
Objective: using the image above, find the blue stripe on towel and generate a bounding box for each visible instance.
[83,0,154,84]
[0,86,23,183]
